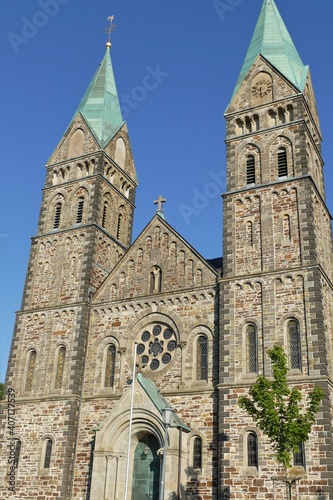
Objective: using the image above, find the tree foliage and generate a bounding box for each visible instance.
[0,382,3,400]
[238,344,324,469]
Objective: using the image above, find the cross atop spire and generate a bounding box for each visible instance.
[154,195,166,219]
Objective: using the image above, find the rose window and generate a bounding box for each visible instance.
[136,323,177,372]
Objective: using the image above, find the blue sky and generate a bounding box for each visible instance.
[1,0,333,382]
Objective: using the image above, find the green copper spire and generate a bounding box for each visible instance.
[232,0,309,99]
[75,45,124,147]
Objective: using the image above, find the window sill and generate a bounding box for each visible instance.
[241,466,259,478]
[38,468,51,476]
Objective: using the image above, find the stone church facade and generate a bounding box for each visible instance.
[1,1,332,499]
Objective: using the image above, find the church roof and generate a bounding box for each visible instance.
[74,46,124,147]
[232,0,309,99]
[137,374,191,432]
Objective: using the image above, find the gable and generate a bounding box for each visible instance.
[103,123,138,184]
[93,215,218,303]
[303,71,321,135]
[48,113,101,165]
[227,55,301,114]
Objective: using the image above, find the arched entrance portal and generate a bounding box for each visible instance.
[131,434,161,500]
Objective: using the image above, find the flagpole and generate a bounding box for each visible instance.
[124,342,137,500]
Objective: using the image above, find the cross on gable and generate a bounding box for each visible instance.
[154,195,166,212]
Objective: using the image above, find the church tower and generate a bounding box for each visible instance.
[219,0,333,497]
[0,37,137,498]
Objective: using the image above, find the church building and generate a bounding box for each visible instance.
[1,0,333,498]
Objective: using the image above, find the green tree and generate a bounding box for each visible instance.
[238,344,324,471]
[0,382,3,400]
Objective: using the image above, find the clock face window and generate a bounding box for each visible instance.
[136,323,177,372]
[252,79,272,98]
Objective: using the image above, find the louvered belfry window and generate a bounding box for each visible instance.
[117,213,123,240]
[246,155,255,184]
[76,197,84,224]
[102,202,108,228]
[277,147,288,177]
[53,203,62,229]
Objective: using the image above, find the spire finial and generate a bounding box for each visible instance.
[154,195,167,219]
[105,15,117,48]
[154,195,166,212]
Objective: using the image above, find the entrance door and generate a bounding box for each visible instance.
[131,435,160,500]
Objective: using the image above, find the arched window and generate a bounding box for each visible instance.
[277,147,288,177]
[14,440,21,468]
[288,320,302,370]
[283,214,291,240]
[247,432,258,468]
[76,197,84,224]
[246,155,255,185]
[102,201,108,228]
[293,442,305,467]
[236,118,244,135]
[193,437,202,469]
[246,324,258,373]
[278,107,286,124]
[246,221,253,247]
[104,344,116,388]
[25,349,36,392]
[150,266,162,293]
[245,116,252,133]
[196,335,208,381]
[54,346,66,389]
[43,439,52,469]
[287,104,294,122]
[253,114,259,131]
[117,213,123,240]
[268,109,277,127]
[115,138,126,168]
[53,202,62,229]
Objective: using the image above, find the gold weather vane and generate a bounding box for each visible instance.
[105,15,117,47]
